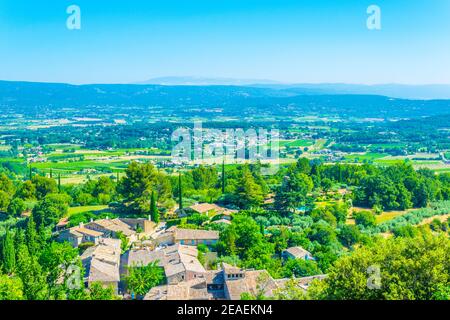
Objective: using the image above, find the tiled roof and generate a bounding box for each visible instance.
[189,203,238,215]
[126,244,206,278]
[87,218,136,237]
[174,228,219,241]
[72,227,104,238]
[144,279,210,300]
[189,203,218,214]
[225,270,279,300]
[81,238,121,283]
[284,246,313,259]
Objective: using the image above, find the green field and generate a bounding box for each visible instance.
[343,152,389,162]
[33,160,130,173]
[375,210,409,223]
[67,205,109,217]
[279,139,314,148]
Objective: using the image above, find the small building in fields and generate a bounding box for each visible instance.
[282,246,315,261]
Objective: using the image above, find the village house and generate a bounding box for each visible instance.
[143,262,326,300]
[183,203,237,218]
[154,226,219,247]
[58,224,104,247]
[144,278,211,300]
[123,244,207,285]
[58,217,156,247]
[80,238,121,294]
[84,217,154,243]
[282,246,315,261]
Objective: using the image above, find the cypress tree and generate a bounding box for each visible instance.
[1,229,16,274]
[49,168,53,179]
[29,166,33,181]
[259,222,265,236]
[150,190,160,224]
[178,173,183,210]
[58,173,61,192]
[25,216,39,256]
[221,160,226,194]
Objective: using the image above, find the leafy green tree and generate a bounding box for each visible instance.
[312,230,450,300]
[283,258,322,278]
[222,160,226,194]
[275,172,313,214]
[217,215,275,270]
[88,282,120,300]
[1,229,16,274]
[125,261,165,297]
[330,203,349,224]
[116,231,130,253]
[0,190,11,211]
[16,244,48,300]
[392,225,420,238]
[338,224,361,247]
[187,213,208,226]
[7,198,26,217]
[274,278,308,300]
[178,172,183,210]
[432,284,450,300]
[31,175,58,200]
[307,221,337,246]
[296,158,311,175]
[0,274,24,300]
[321,178,333,193]
[93,176,115,197]
[119,162,171,206]
[150,190,160,223]
[191,165,218,190]
[0,173,15,196]
[17,180,36,200]
[233,166,264,209]
[32,193,70,227]
[25,215,40,257]
[39,242,79,296]
[353,211,376,228]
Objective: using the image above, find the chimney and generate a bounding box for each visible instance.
[148,214,152,221]
[79,222,84,228]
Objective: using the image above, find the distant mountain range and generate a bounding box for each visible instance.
[136,76,281,86]
[137,77,450,100]
[0,80,449,119]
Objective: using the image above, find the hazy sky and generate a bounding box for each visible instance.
[0,0,449,84]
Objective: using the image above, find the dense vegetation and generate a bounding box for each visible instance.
[0,150,449,300]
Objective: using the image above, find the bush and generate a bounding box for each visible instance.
[353,211,376,228]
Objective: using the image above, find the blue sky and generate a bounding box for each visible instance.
[0,0,449,84]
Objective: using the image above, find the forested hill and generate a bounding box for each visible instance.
[0,80,449,119]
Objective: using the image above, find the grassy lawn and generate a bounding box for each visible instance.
[346,207,411,225]
[67,205,109,217]
[33,160,130,173]
[343,152,389,162]
[375,210,409,223]
[279,139,314,148]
